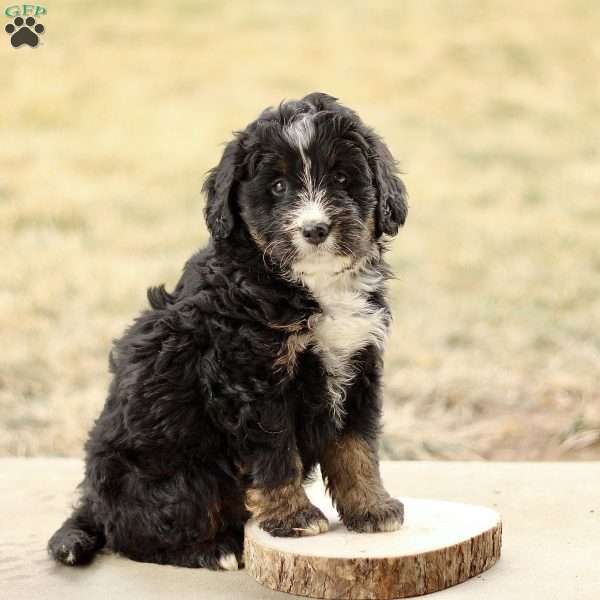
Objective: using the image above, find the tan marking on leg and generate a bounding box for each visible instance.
[245,454,328,536]
[245,454,310,522]
[321,434,389,515]
[245,480,313,523]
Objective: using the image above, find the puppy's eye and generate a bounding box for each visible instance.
[332,171,348,186]
[270,179,287,196]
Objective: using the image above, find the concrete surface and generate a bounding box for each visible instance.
[0,459,598,599]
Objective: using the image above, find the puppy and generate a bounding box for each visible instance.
[48,92,408,570]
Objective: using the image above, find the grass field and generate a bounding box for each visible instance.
[1,0,599,459]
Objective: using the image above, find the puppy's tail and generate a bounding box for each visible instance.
[48,499,105,566]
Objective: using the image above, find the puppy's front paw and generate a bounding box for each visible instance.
[260,504,329,537]
[344,497,404,533]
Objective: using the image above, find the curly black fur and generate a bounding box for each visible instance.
[48,92,408,570]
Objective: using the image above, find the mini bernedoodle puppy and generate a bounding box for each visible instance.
[48,92,408,571]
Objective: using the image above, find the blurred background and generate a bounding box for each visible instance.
[1,0,599,460]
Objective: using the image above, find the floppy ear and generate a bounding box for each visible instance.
[202,137,242,240]
[369,135,408,237]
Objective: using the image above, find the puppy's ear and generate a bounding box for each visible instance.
[369,135,408,237]
[202,137,242,240]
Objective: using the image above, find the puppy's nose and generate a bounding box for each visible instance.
[302,221,330,245]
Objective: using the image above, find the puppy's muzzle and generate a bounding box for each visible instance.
[301,221,330,246]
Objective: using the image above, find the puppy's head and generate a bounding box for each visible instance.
[203,93,408,276]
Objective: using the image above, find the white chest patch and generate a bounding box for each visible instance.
[311,290,386,365]
[294,257,389,427]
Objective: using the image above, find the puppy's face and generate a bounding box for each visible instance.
[238,113,378,276]
[203,93,408,276]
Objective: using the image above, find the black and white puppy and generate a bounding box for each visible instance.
[48,92,408,571]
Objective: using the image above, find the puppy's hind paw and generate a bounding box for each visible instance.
[48,526,102,566]
[217,552,241,571]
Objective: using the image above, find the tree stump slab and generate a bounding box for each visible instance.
[244,489,502,599]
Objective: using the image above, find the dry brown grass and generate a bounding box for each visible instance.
[1,0,599,459]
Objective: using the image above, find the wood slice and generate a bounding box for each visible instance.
[244,486,502,599]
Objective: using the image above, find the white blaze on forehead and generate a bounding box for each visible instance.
[285,115,319,199]
[284,114,315,151]
[285,114,329,229]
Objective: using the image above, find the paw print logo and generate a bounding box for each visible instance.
[5,16,45,48]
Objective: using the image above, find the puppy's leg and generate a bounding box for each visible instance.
[320,433,404,533]
[95,458,246,570]
[48,497,105,566]
[245,452,329,537]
